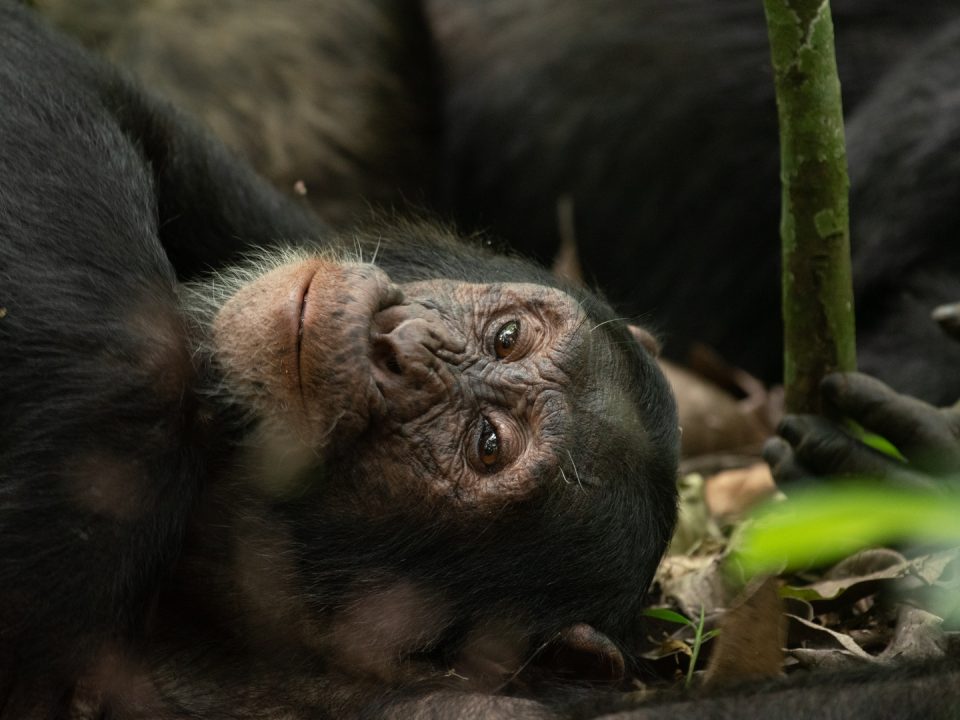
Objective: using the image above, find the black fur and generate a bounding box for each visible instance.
[0,5,679,717]
[428,0,960,404]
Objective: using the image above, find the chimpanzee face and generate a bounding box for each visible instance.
[365,278,605,504]
[193,248,677,686]
[209,255,639,507]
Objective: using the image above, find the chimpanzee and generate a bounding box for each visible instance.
[0,4,679,718]
[600,660,960,719]
[765,373,960,491]
[9,3,960,718]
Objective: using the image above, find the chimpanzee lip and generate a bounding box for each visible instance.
[294,267,318,401]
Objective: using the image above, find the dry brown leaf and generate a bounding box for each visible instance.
[703,576,785,688]
[656,555,733,620]
[782,548,960,609]
[704,462,779,521]
[879,606,945,662]
[786,614,875,660]
[660,361,770,457]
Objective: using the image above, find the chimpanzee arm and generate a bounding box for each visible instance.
[361,694,557,719]
[763,372,960,488]
[97,75,328,279]
[0,4,215,709]
[596,660,960,720]
[6,3,327,286]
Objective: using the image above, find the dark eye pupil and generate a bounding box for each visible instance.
[494,320,520,359]
[479,419,500,466]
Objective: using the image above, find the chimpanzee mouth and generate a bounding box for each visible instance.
[291,265,410,411]
[294,266,318,397]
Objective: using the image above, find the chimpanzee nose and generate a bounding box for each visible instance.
[371,319,455,419]
[370,307,463,420]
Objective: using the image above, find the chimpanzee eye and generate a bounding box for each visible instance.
[493,319,521,359]
[478,417,500,467]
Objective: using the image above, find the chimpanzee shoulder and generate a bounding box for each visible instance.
[0,0,200,701]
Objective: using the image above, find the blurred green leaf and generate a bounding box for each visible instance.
[731,482,960,577]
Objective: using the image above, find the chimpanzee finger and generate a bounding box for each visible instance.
[775,414,937,490]
[762,435,814,486]
[819,373,960,472]
[932,302,960,343]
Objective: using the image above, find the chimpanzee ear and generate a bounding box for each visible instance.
[629,324,661,357]
[540,623,625,685]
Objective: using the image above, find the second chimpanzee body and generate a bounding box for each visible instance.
[0,5,679,717]
[34,0,442,229]
[426,0,960,405]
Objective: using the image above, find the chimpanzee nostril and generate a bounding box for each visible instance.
[369,313,465,423]
[369,319,459,424]
[372,337,403,376]
[386,353,402,375]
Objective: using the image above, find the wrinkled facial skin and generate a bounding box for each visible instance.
[366,278,591,504]
[212,258,595,506]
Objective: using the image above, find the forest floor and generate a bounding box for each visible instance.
[632,362,960,694]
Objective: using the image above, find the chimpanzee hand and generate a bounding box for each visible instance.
[763,372,960,490]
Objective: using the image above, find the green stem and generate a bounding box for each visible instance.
[763,0,857,413]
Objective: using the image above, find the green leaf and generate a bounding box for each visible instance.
[779,585,831,602]
[844,420,906,461]
[642,608,692,626]
[731,482,960,578]
[859,431,906,461]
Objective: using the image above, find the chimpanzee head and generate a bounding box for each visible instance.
[186,219,679,686]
